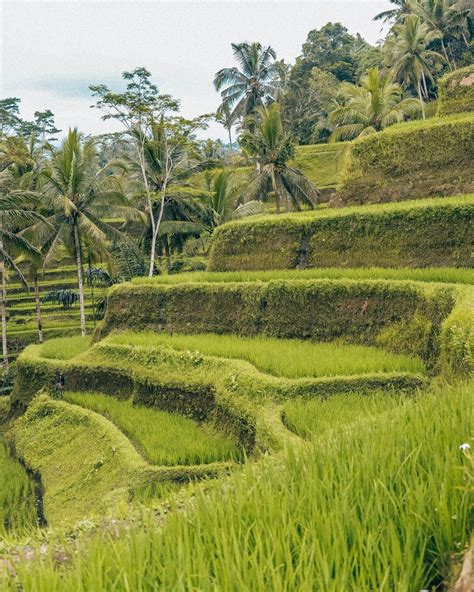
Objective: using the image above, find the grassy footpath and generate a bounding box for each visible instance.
[3,381,471,590]
[64,391,242,466]
[132,266,474,286]
[108,332,425,378]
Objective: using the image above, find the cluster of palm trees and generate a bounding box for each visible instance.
[213,1,472,142]
[0,105,320,369]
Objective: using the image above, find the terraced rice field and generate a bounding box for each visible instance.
[0,436,38,536]
[64,391,242,466]
[108,331,425,378]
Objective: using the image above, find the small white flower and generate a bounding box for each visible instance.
[459,443,471,451]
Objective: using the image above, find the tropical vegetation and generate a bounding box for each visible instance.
[0,4,472,590]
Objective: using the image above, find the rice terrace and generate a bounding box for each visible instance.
[0,1,473,590]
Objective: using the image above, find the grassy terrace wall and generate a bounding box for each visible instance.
[96,278,457,366]
[437,65,474,116]
[208,195,474,271]
[5,394,232,526]
[336,114,474,204]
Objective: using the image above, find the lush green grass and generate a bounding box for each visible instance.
[39,336,91,360]
[210,193,474,224]
[108,332,425,378]
[0,438,38,536]
[4,382,471,590]
[283,392,410,440]
[132,266,474,286]
[64,391,242,466]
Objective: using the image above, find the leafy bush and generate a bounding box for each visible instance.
[336,113,474,203]
[437,65,474,116]
[208,195,474,271]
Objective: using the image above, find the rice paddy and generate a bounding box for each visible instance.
[282,392,411,440]
[39,336,91,360]
[4,381,471,591]
[131,266,474,286]
[0,439,38,537]
[64,391,242,466]
[108,331,426,378]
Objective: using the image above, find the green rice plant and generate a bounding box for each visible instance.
[64,391,242,466]
[39,336,91,360]
[4,382,471,590]
[132,266,474,286]
[0,439,38,536]
[108,332,425,378]
[282,392,410,439]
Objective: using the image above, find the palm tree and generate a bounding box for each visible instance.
[200,169,264,229]
[328,68,422,141]
[214,42,282,127]
[25,129,138,337]
[388,15,445,103]
[240,104,319,213]
[0,193,41,369]
[408,0,471,70]
[374,0,411,23]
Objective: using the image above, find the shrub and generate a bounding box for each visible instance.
[208,195,474,271]
[437,65,474,116]
[336,114,474,203]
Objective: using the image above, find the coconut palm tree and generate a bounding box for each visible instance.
[0,193,41,369]
[408,0,471,70]
[374,0,411,23]
[201,169,264,230]
[239,104,319,213]
[328,67,422,141]
[213,42,282,127]
[24,128,138,337]
[388,15,445,102]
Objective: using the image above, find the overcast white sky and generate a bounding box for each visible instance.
[1,0,392,140]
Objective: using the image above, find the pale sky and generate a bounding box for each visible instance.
[1,0,392,140]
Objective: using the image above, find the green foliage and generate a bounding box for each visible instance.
[133,266,474,286]
[39,336,91,360]
[213,42,281,125]
[113,332,425,378]
[4,382,471,590]
[0,437,38,536]
[98,277,454,368]
[329,67,422,141]
[6,394,232,526]
[337,113,474,203]
[439,287,474,376]
[282,391,409,440]
[437,65,474,115]
[239,103,319,211]
[64,391,241,466]
[208,195,474,271]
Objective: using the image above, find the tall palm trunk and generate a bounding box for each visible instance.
[148,190,168,277]
[73,223,87,337]
[417,83,426,120]
[440,38,453,71]
[34,272,43,344]
[0,253,8,372]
